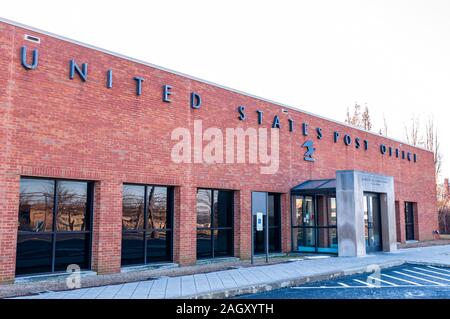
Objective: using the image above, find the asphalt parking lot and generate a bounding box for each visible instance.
[238,264,450,299]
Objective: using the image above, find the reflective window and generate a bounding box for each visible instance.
[196,189,212,228]
[121,184,173,266]
[16,178,93,275]
[148,187,169,229]
[56,181,88,231]
[122,185,145,231]
[19,179,54,232]
[196,189,233,259]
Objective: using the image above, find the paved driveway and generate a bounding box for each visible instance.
[238,264,450,299]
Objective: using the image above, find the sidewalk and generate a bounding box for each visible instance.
[10,244,450,299]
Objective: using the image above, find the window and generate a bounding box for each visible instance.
[16,178,93,275]
[196,189,233,259]
[121,184,173,266]
[405,202,416,241]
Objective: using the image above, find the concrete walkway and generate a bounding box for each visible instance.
[15,245,450,299]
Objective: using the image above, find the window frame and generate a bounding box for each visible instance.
[16,176,94,275]
[196,188,234,259]
[121,183,174,266]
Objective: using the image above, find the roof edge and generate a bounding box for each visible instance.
[0,16,432,153]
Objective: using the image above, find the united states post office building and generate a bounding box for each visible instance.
[0,19,438,284]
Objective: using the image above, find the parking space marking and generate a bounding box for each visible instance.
[428,266,450,273]
[367,276,398,286]
[418,267,450,277]
[381,273,423,286]
[404,269,450,283]
[392,271,446,286]
[288,266,450,291]
[353,279,376,287]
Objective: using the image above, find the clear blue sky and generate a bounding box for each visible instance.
[3,0,450,180]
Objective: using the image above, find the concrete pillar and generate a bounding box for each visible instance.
[173,185,197,266]
[91,179,123,274]
[380,192,397,252]
[336,170,397,257]
[336,171,365,256]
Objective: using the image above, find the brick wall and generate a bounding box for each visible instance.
[0,21,438,283]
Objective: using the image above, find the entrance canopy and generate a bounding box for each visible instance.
[291,179,336,195]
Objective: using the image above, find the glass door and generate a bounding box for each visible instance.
[291,194,337,254]
[253,193,281,254]
[364,193,382,252]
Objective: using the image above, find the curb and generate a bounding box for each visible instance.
[182,260,406,299]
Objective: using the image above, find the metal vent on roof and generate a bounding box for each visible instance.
[24,34,40,43]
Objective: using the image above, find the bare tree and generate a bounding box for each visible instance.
[404,115,421,146]
[345,102,372,131]
[361,106,372,131]
[424,116,443,179]
[437,182,450,234]
[382,115,388,136]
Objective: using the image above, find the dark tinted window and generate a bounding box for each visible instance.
[214,229,233,257]
[196,189,212,228]
[268,193,280,227]
[121,184,173,266]
[147,186,168,230]
[15,233,53,275]
[196,229,212,259]
[19,179,54,232]
[146,230,171,262]
[54,233,90,271]
[196,189,233,259]
[16,178,93,275]
[213,191,233,228]
[122,185,145,231]
[56,181,88,231]
[121,232,145,266]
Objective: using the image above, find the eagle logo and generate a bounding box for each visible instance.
[302,140,316,162]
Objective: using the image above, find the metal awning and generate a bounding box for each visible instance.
[291,179,336,194]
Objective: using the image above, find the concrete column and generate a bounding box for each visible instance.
[380,192,397,252]
[336,172,365,256]
[0,171,20,284]
[91,179,123,274]
[173,185,197,266]
[336,170,397,257]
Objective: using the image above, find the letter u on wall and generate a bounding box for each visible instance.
[21,46,39,70]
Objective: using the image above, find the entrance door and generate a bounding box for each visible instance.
[405,202,415,241]
[364,193,382,252]
[253,193,281,254]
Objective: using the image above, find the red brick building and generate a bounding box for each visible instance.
[0,18,438,284]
